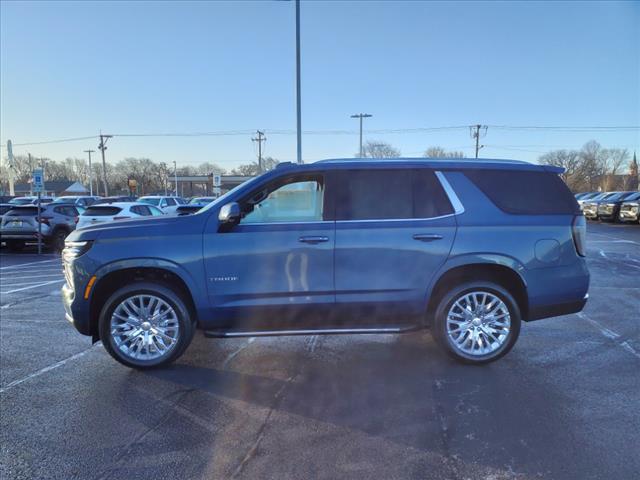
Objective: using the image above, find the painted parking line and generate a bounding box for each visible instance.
[0,259,60,270]
[0,279,65,295]
[0,345,100,394]
[2,273,64,281]
[588,232,640,245]
[578,312,640,360]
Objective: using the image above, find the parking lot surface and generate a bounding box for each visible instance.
[1,223,639,480]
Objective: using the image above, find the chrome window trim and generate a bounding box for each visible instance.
[435,171,465,215]
[335,214,455,224]
[239,220,332,226]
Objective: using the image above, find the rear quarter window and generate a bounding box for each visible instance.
[84,206,122,216]
[464,169,580,215]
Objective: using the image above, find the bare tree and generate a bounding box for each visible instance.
[360,140,400,158]
[424,146,465,158]
[231,156,279,175]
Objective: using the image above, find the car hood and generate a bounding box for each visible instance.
[67,214,204,242]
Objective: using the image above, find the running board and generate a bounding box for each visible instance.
[203,325,422,338]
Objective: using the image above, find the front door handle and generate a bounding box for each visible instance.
[413,233,443,242]
[299,235,329,244]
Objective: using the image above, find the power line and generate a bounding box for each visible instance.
[2,125,638,148]
[1,135,98,147]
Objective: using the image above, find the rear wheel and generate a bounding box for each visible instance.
[432,281,521,364]
[6,240,25,252]
[99,282,195,369]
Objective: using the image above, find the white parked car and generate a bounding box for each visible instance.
[76,202,164,229]
[137,196,186,214]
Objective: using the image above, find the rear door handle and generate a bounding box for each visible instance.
[413,234,443,242]
[299,235,329,244]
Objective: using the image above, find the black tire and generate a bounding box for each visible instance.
[6,240,25,252]
[99,282,196,369]
[50,229,69,252]
[432,281,521,365]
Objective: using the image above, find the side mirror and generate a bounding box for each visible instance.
[218,202,241,224]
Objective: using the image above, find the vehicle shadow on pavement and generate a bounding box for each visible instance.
[134,333,605,480]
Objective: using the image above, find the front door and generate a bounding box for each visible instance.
[203,173,335,331]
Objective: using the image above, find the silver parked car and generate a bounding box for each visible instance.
[0,203,82,251]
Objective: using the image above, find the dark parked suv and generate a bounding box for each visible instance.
[62,159,589,368]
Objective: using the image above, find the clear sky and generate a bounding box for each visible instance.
[1,0,638,170]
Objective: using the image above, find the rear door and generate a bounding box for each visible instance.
[333,168,457,323]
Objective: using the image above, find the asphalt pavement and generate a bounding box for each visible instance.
[1,222,639,480]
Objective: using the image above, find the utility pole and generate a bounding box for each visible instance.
[98,133,112,196]
[470,124,488,158]
[173,161,178,196]
[351,113,372,157]
[252,130,267,173]
[295,0,302,164]
[28,153,33,195]
[6,140,15,196]
[84,149,95,196]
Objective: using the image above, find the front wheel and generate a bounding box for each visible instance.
[432,281,521,365]
[99,282,195,369]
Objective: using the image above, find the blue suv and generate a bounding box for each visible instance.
[62,159,589,368]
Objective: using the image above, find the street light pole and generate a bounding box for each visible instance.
[350,113,372,157]
[295,0,302,164]
[84,149,95,196]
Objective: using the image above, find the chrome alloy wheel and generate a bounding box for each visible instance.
[446,291,511,356]
[110,294,180,361]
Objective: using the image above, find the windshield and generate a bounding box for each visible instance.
[138,197,161,206]
[624,192,640,201]
[52,196,78,203]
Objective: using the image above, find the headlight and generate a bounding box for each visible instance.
[63,240,93,258]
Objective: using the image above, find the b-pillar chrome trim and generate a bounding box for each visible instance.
[435,171,465,215]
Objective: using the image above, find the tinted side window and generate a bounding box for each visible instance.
[413,170,454,218]
[335,170,413,220]
[464,169,580,215]
[334,169,452,220]
[130,205,145,215]
[165,198,176,206]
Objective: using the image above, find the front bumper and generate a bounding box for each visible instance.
[618,209,639,222]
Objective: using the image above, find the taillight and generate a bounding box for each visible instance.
[113,216,131,221]
[572,215,587,257]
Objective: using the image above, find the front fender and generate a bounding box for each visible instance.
[92,257,207,320]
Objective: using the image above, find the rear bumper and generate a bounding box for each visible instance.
[0,229,51,240]
[528,293,588,321]
[597,213,616,222]
[524,259,590,321]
